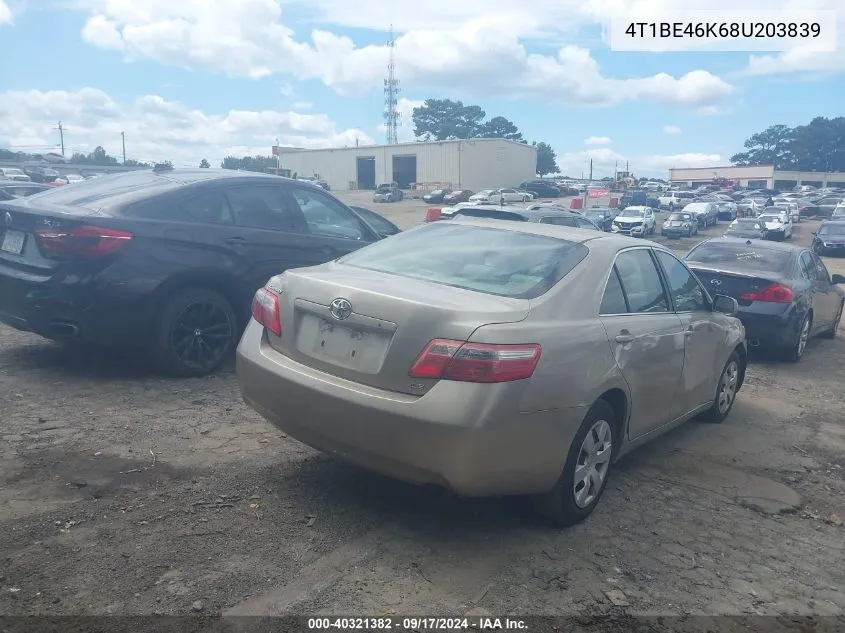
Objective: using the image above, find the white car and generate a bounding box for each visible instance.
[54,173,86,185]
[771,201,801,223]
[471,188,533,204]
[468,189,497,203]
[0,168,31,181]
[611,206,656,237]
[658,191,695,210]
[757,211,793,239]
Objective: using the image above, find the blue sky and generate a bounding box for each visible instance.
[0,0,842,177]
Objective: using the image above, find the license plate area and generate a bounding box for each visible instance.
[0,230,26,255]
[295,314,390,374]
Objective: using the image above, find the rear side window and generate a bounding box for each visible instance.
[338,223,588,299]
[685,242,792,273]
[289,186,367,240]
[227,186,306,232]
[613,249,669,313]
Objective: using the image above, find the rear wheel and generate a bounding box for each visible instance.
[150,288,237,377]
[784,314,811,362]
[697,351,741,423]
[821,302,843,339]
[533,400,616,526]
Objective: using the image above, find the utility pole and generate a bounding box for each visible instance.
[583,158,593,209]
[56,122,65,156]
[121,132,126,165]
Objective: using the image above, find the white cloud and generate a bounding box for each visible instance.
[585,136,612,145]
[376,97,424,143]
[663,126,682,135]
[0,0,12,24]
[292,101,313,110]
[0,88,374,166]
[742,0,844,76]
[71,0,734,109]
[554,146,722,178]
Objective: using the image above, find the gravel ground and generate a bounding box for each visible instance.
[1,199,844,624]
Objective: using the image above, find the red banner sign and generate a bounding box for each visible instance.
[587,188,610,198]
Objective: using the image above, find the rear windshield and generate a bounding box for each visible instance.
[455,209,527,222]
[16,172,178,209]
[819,224,845,236]
[338,222,588,299]
[732,220,763,229]
[685,241,792,273]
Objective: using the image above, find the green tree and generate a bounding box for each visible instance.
[124,158,152,167]
[199,158,211,168]
[534,141,560,177]
[412,99,487,140]
[477,116,523,141]
[221,155,278,172]
[730,124,796,168]
[789,117,845,172]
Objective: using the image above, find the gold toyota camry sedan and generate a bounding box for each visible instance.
[237,218,747,525]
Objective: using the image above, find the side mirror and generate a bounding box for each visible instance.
[831,274,845,285]
[811,232,817,236]
[712,294,739,316]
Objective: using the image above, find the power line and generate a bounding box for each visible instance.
[383,24,401,145]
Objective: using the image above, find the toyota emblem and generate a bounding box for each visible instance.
[710,279,722,286]
[329,298,353,320]
[3,212,11,228]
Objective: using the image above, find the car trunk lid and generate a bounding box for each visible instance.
[265,263,530,395]
[689,265,783,305]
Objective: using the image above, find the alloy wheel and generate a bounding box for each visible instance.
[573,419,612,509]
[717,360,739,414]
[170,301,234,370]
[796,317,810,358]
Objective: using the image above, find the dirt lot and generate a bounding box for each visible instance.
[1,202,844,623]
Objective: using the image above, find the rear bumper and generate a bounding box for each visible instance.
[817,243,845,255]
[0,270,153,346]
[235,322,586,497]
[736,309,799,348]
[661,227,691,237]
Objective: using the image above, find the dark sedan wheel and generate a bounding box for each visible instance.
[821,302,843,339]
[785,314,812,362]
[534,399,616,526]
[151,288,237,377]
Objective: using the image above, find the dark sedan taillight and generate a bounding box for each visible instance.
[739,283,794,303]
[34,224,133,258]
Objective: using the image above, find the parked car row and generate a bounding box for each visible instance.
[3,168,844,528]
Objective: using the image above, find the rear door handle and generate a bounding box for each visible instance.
[684,327,695,337]
[615,333,636,344]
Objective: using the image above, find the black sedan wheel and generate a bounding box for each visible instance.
[785,314,811,362]
[151,288,237,377]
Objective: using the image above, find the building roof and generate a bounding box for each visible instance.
[275,137,535,154]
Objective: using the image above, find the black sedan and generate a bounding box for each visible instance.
[684,238,845,361]
[582,208,615,231]
[812,221,845,256]
[0,166,384,377]
[802,196,843,219]
[422,188,452,203]
[723,218,769,240]
[519,180,561,198]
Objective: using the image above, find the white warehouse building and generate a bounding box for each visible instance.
[669,164,845,189]
[274,138,537,193]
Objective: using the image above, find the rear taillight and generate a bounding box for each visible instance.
[34,225,132,258]
[251,288,282,336]
[408,338,542,383]
[740,283,794,303]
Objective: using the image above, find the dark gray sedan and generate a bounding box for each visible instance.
[455,205,603,230]
[724,218,768,240]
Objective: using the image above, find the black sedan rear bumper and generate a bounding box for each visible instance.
[736,307,802,350]
[816,243,845,255]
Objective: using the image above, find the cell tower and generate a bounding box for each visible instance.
[383,24,401,145]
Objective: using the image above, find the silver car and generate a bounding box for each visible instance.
[237,219,747,525]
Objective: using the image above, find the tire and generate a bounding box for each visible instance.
[821,302,843,339]
[784,313,812,362]
[697,350,742,423]
[149,288,238,377]
[533,399,617,526]
[523,195,530,202]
